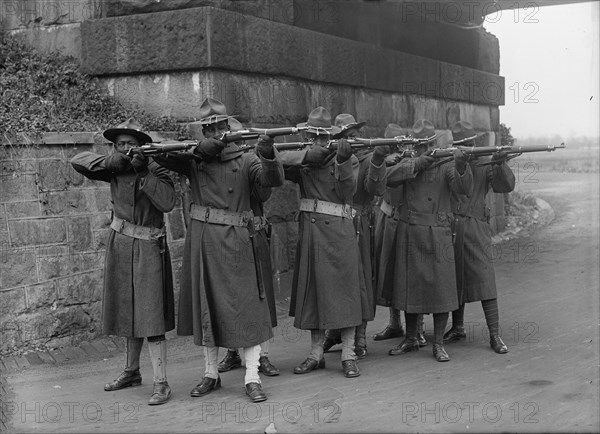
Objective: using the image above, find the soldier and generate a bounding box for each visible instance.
[321,114,402,359]
[216,118,280,377]
[444,120,515,354]
[373,124,428,348]
[380,119,473,362]
[281,106,362,378]
[70,118,176,405]
[153,97,284,402]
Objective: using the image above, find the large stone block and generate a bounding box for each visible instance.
[5,201,41,219]
[66,216,93,252]
[56,269,103,305]
[0,288,26,317]
[0,173,38,203]
[84,6,504,106]
[38,159,76,191]
[0,248,37,289]
[166,209,185,242]
[8,23,82,58]
[0,0,104,30]
[25,280,58,310]
[9,217,67,247]
[0,205,6,231]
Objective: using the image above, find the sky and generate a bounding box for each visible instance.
[483,1,599,139]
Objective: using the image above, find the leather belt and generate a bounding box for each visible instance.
[111,216,166,241]
[394,209,452,227]
[299,198,356,219]
[453,202,489,222]
[353,203,373,216]
[190,204,268,230]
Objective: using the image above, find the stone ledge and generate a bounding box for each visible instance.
[81,6,504,106]
[0,132,178,146]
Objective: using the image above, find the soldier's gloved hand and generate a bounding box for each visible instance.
[454,149,470,174]
[256,134,275,159]
[105,152,131,173]
[491,150,509,164]
[130,153,149,176]
[414,151,436,173]
[371,145,393,166]
[303,146,331,165]
[194,137,226,158]
[385,153,402,166]
[336,138,352,163]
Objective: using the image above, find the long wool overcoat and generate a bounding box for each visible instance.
[281,150,363,330]
[155,146,283,348]
[379,160,473,313]
[451,159,515,303]
[70,152,176,338]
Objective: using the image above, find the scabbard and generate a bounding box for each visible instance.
[247,222,266,300]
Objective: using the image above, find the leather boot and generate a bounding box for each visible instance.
[443,326,466,343]
[490,335,509,354]
[217,350,242,372]
[245,382,267,402]
[388,337,419,355]
[190,376,221,397]
[342,360,360,378]
[148,381,171,405]
[258,356,280,376]
[432,343,450,362]
[293,357,325,374]
[373,325,404,341]
[104,369,142,391]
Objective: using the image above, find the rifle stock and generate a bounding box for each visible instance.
[125,141,198,157]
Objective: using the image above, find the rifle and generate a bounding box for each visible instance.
[402,143,566,159]
[124,126,308,157]
[238,136,427,153]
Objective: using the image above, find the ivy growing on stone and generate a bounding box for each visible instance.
[0,33,188,138]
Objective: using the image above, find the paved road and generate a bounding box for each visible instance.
[2,169,598,433]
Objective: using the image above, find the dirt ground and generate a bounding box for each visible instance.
[1,168,599,433]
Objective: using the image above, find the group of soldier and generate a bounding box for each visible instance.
[70,96,515,406]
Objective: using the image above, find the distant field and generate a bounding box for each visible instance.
[507,147,599,174]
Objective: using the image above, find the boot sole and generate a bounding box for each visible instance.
[104,379,142,391]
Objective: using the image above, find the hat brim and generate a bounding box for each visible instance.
[198,114,237,125]
[103,128,153,145]
[452,132,485,144]
[332,122,366,139]
[296,122,342,136]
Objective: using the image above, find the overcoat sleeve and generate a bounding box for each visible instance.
[70,152,112,183]
[334,154,359,202]
[488,162,516,193]
[446,162,474,196]
[248,148,285,188]
[138,161,177,213]
[384,158,418,188]
[152,152,193,177]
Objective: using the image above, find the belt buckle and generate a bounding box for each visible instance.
[313,199,319,213]
[118,219,125,233]
[204,207,211,222]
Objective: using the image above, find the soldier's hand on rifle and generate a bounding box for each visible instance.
[303,146,331,165]
[105,152,131,173]
[336,138,352,163]
[491,150,509,164]
[385,153,402,166]
[453,149,470,174]
[371,145,393,166]
[194,137,227,158]
[131,153,149,176]
[414,150,436,173]
[256,134,275,159]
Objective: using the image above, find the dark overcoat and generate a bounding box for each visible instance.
[70,152,176,338]
[451,160,515,303]
[155,146,283,348]
[281,150,362,330]
[380,160,473,313]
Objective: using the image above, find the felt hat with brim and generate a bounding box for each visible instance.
[297,106,342,136]
[228,118,244,132]
[384,123,406,138]
[411,119,438,143]
[198,97,236,125]
[334,113,366,137]
[451,120,485,144]
[103,118,153,145]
